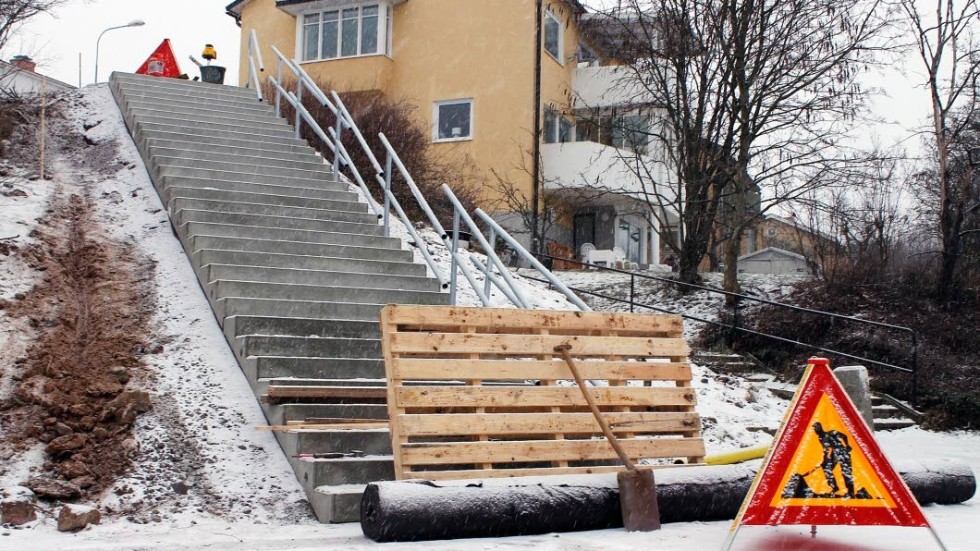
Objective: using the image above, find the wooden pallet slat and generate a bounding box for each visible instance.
[391,358,693,381]
[400,438,707,466]
[389,332,690,357]
[395,386,697,409]
[396,412,701,437]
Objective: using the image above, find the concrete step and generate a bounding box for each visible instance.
[179,221,400,250]
[224,316,380,340]
[214,298,386,323]
[152,156,332,181]
[176,209,381,236]
[872,404,904,419]
[294,455,394,487]
[251,356,385,381]
[239,336,381,359]
[146,145,329,171]
[874,418,916,431]
[195,250,423,277]
[145,134,312,156]
[158,166,339,190]
[208,280,446,306]
[201,265,441,293]
[111,72,261,99]
[186,235,414,263]
[127,104,288,129]
[163,177,354,202]
[121,97,281,125]
[120,93,277,116]
[170,198,376,225]
[279,403,389,423]
[167,188,365,214]
[131,113,297,139]
[132,120,301,145]
[280,428,392,456]
[312,486,367,524]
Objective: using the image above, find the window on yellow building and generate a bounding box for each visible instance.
[544,9,563,63]
[434,99,473,142]
[302,3,387,62]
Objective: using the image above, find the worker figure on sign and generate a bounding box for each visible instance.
[813,422,855,497]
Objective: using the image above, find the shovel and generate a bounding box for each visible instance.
[554,343,661,532]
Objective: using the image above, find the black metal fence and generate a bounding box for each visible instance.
[529,252,919,400]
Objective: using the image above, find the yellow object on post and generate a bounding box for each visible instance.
[705,444,770,466]
[202,44,217,61]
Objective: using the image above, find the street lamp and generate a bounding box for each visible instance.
[94,20,146,84]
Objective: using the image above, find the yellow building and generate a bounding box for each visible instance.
[225,0,670,266]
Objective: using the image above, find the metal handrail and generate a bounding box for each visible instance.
[246,46,587,310]
[245,29,265,102]
[528,252,918,393]
[522,273,914,374]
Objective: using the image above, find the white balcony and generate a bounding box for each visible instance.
[572,65,653,109]
[541,141,672,203]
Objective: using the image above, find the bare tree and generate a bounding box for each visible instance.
[899,0,980,304]
[584,0,892,294]
[0,1,70,53]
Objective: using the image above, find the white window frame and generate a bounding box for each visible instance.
[433,99,474,143]
[298,1,392,63]
[544,8,564,65]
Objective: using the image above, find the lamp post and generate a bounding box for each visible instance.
[94,20,145,84]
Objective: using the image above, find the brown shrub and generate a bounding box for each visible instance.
[264,79,482,228]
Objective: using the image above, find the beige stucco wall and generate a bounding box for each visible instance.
[234,0,583,207]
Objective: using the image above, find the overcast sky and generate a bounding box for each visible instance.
[6,0,934,155]
[6,0,242,87]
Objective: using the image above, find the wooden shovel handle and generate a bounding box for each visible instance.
[555,344,637,472]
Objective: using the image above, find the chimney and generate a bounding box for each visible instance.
[10,55,36,73]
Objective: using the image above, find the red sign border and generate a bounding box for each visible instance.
[738,358,929,527]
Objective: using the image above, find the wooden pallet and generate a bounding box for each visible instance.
[380,305,705,481]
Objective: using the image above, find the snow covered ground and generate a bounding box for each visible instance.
[1,85,976,550]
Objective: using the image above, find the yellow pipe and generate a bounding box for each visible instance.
[705,445,770,466]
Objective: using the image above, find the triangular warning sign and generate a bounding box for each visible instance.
[733,358,930,528]
[135,39,182,78]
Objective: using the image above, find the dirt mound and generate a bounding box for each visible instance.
[0,191,156,498]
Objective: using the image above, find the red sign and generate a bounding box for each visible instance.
[135,39,182,78]
[732,358,930,528]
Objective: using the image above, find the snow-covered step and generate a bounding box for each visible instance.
[194,250,424,278]
[171,198,377,224]
[248,356,386,381]
[186,235,413,263]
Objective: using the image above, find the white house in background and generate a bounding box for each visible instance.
[737,247,809,275]
[0,56,75,95]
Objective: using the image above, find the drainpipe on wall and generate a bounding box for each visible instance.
[531,0,543,254]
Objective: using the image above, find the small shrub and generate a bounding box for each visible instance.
[265,80,481,227]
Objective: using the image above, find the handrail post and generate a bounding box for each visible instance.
[630,274,635,313]
[333,114,344,175]
[383,152,393,237]
[450,210,461,306]
[910,331,918,405]
[275,57,282,117]
[295,84,304,140]
[483,227,496,300]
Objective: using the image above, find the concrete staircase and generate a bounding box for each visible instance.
[109,72,448,522]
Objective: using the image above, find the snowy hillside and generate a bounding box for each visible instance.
[0,86,976,550]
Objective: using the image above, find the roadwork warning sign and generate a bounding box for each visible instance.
[734,358,929,527]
